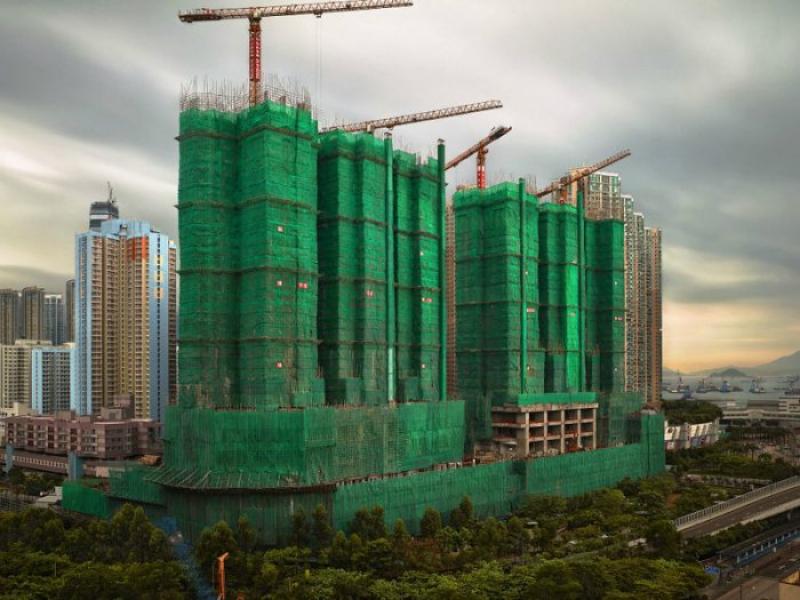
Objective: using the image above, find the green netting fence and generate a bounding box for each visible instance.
[109,465,166,506]
[62,481,113,519]
[154,401,464,489]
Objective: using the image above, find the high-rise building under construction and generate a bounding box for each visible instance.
[62,92,664,545]
[566,171,662,407]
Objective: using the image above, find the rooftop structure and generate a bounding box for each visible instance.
[89,184,120,232]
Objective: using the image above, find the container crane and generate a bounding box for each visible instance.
[535,149,631,203]
[445,125,512,189]
[320,100,503,133]
[179,1,413,106]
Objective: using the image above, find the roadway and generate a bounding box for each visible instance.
[711,542,800,600]
[681,486,800,539]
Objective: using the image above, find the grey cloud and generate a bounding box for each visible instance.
[0,0,798,363]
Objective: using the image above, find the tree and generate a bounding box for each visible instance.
[291,507,311,547]
[505,516,528,555]
[449,496,474,529]
[389,519,411,569]
[420,507,443,538]
[349,506,386,542]
[312,504,335,549]
[527,560,583,600]
[254,561,280,593]
[109,504,170,563]
[236,516,257,553]
[8,467,25,489]
[326,531,351,569]
[520,495,566,521]
[645,520,681,559]
[195,521,239,578]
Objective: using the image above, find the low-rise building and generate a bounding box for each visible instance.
[664,419,721,450]
[4,399,161,460]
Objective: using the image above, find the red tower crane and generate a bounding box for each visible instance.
[179,1,413,106]
[320,100,503,134]
[536,149,631,203]
[445,125,512,189]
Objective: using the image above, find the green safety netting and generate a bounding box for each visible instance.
[70,99,669,546]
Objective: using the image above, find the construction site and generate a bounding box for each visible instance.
[62,1,665,545]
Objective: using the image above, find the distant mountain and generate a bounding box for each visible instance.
[709,368,749,378]
[750,350,800,376]
[663,367,679,377]
[689,365,740,377]
[686,350,800,378]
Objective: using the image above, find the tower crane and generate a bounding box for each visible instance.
[179,1,413,106]
[445,125,512,189]
[320,100,503,133]
[535,149,631,203]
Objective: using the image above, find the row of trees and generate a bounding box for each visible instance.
[0,504,190,599]
[668,438,798,481]
[194,475,710,599]
[662,399,722,425]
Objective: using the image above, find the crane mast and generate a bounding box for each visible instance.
[445,125,512,189]
[179,1,413,106]
[536,149,631,202]
[320,100,503,133]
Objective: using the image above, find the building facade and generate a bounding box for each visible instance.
[65,279,75,343]
[43,294,66,345]
[0,340,51,413]
[74,219,176,420]
[645,227,663,407]
[0,289,18,346]
[5,410,161,460]
[31,344,73,415]
[21,286,45,341]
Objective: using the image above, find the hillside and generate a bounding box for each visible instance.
[709,368,749,378]
[750,350,800,376]
[688,350,800,378]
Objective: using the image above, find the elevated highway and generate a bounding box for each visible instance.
[675,476,800,539]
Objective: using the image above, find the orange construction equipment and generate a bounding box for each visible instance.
[320,100,503,134]
[445,125,512,189]
[536,149,631,203]
[179,1,413,106]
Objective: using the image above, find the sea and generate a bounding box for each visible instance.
[661,374,798,406]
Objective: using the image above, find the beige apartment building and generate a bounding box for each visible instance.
[74,220,176,421]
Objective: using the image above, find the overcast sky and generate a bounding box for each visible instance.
[1,1,798,371]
